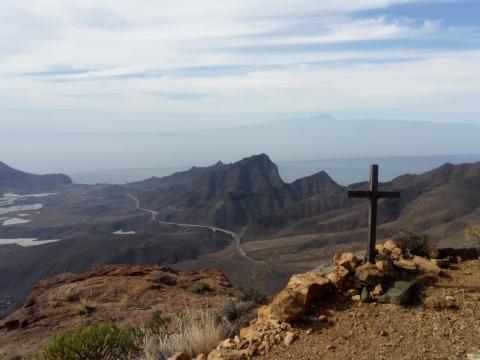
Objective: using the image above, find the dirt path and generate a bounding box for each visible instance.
[126,194,261,264]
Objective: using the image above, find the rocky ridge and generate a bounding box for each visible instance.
[0,264,235,358]
[205,242,480,360]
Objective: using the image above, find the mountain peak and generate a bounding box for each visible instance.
[291,169,342,198]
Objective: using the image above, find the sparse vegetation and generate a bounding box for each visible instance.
[239,287,269,305]
[146,310,171,335]
[465,225,480,248]
[39,323,142,360]
[192,282,212,294]
[216,297,256,335]
[394,230,436,258]
[60,287,79,302]
[143,307,229,360]
[119,295,129,309]
[72,298,97,315]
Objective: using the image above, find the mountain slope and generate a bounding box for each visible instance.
[0,162,72,191]
[126,154,343,229]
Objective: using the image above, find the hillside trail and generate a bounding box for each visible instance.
[126,194,261,264]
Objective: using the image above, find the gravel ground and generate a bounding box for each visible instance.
[258,260,480,360]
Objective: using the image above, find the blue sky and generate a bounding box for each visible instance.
[0,0,479,131]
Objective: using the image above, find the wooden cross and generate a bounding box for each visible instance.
[347,165,400,263]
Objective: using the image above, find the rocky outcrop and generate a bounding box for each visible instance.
[269,272,333,322]
[0,265,236,358]
[206,241,463,359]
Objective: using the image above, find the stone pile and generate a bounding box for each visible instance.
[202,239,456,359]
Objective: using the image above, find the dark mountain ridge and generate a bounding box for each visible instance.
[126,154,343,228]
[0,162,72,191]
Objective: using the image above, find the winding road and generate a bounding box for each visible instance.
[127,194,260,263]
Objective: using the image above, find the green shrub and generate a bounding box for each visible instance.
[192,282,212,294]
[40,323,142,360]
[146,310,171,335]
[394,230,435,257]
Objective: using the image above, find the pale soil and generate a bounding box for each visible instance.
[257,260,480,360]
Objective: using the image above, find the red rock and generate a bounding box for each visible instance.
[333,252,359,272]
[383,240,398,251]
[326,265,350,289]
[375,259,396,279]
[270,272,332,323]
[355,263,385,287]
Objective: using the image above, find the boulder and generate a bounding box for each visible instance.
[326,265,350,289]
[383,240,398,251]
[270,272,332,323]
[333,253,359,272]
[412,256,441,276]
[270,288,305,323]
[284,331,297,346]
[194,355,207,360]
[240,327,260,341]
[167,353,190,360]
[375,244,390,256]
[375,259,396,279]
[355,263,385,287]
[390,247,403,259]
[371,284,384,297]
[393,258,418,273]
[207,349,247,360]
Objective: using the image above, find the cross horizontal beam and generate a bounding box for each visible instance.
[345,164,401,263]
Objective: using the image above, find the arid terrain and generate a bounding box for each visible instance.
[257,259,480,360]
[1,155,480,319]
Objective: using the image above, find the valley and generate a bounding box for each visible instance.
[1,154,480,319]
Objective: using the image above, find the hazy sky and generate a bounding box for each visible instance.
[1,0,480,131]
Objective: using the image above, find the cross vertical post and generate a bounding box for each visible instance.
[347,164,400,264]
[367,165,378,264]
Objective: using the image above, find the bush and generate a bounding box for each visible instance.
[239,288,269,306]
[465,225,480,248]
[192,282,212,294]
[394,230,435,257]
[216,297,256,335]
[72,298,96,315]
[40,323,142,360]
[60,288,79,302]
[143,308,229,359]
[146,310,171,335]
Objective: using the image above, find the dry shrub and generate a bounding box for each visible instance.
[216,297,256,335]
[59,287,79,302]
[72,298,96,315]
[142,307,229,360]
[393,230,437,258]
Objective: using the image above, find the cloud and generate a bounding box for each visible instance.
[0,0,479,129]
